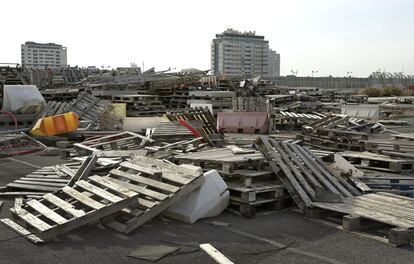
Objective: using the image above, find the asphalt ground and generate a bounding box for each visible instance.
[1,154,414,263]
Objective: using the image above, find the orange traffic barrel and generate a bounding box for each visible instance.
[31,112,80,136]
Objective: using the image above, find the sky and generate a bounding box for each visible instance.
[1,0,413,77]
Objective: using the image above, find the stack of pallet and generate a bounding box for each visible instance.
[41,92,110,130]
[0,65,30,87]
[149,78,176,105]
[234,97,268,112]
[339,151,414,173]
[111,94,166,117]
[187,91,236,115]
[168,88,189,110]
[88,83,148,100]
[298,114,369,151]
[41,88,81,101]
[175,148,290,218]
[270,111,324,131]
[166,107,224,146]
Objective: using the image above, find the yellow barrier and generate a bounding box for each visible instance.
[31,112,80,136]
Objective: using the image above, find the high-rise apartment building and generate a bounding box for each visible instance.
[211,29,275,77]
[268,49,281,77]
[21,42,67,69]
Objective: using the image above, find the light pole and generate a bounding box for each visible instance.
[347,71,353,89]
[312,70,318,87]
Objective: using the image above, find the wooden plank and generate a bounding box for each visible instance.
[199,243,234,264]
[280,143,322,189]
[13,180,66,188]
[0,192,48,196]
[75,181,123,203]
[300,145,355,196]
[62,186,105,210]
[289,144,341,194]
[0,218,44,243]
[57,165,76,178]
[26,200,68,225]
[120,161,162,177]
[20,178,69,183]
[11,208,52,231]
[363,193,414,211]
[43,193,85,218]
[347,196,414,221]
[117,173,205,234]
[7,183,59,192]
[67,154,98,187]
[104,176,168,201]
[132,157,200,185]
[110,169,179,193]
[311,201,414,228]
[89,176,138,198]
[272,141,316,199]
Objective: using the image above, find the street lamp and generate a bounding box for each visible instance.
[347,71,353,89]
[312,70,318,77]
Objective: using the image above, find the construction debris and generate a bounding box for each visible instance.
[2,65,414,251]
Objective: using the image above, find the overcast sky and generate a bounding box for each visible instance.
[2,0,413,77]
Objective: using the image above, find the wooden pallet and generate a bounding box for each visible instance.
[74,131,151,155]
[227,182,285,203]
[2,161,82,195]
[42,92,109,130]
[339,151,414,172]
[1,175,140,242]
[101,156,204,234]
[175,148,265,175]
[227,198,290,218]
[255,136,361,212]
[166,107,222,138]
[365,140,414,154]
[297,134,366,152]
[224,169,275,187]
[309,192,414,246]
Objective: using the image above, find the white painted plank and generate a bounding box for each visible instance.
[199,243,234,264]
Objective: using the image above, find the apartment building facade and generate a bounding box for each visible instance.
[21,42,67,69]
[211,29,271,77]
[268,49,281,77]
